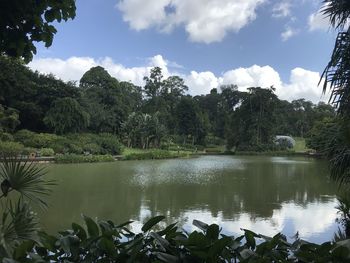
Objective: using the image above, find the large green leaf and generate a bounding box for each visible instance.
[141,216,165,232]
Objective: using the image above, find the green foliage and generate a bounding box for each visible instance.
[306,117,338,153]
[0,141,24,155]
[14,129,60,148]
[39,148,55,157]
[2,216,350,262]
[227,87,279,151]
[0,157,52,207]
[0,157,51,258]
[123,149,188,160]
[96,133,123,154]
[55,154,115,164]
[0,0,76,62]
[0,105,20,132]
[122,112,167,149]
[66,133,123,155]
[44,97,90,134]
[0,132,14,142]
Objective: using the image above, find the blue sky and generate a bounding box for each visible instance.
[29,0,336,102]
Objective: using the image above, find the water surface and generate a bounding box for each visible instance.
[39,155,338,243]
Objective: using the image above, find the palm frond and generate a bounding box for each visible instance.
[0,200,39,252]
[0,156,54,208]
[321,29,350,115]
[322,0,350,30]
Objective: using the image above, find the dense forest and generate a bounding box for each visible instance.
[0,56,335,154]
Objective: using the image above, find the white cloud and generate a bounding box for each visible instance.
[281,26,298,41]
[272,1,292,18]
[117,0,266,43]
[279,67,328,102]
[308,11,329,31]
[222,65,282,91]
[185,71,222,95]
[29,55,328,103]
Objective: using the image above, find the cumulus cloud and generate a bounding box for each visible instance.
[29,55,172,86]
[272,1,292,18]
[281,26,298,41]
[222,65,282,91]
[308,11,329,31]
[117,0,266,43]
[29,55,327,103]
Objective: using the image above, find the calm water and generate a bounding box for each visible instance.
[39,155,339,243]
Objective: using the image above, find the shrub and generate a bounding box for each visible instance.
[39,148,55,156]
[55,154,115,163]
[97,133,123,155]
[83,143,102,154]
[15,129,61,148]
[0,141,24,155]
[22,147,37,156]
[48,137,71,154]
[0,132,14,142]
[123,149,187,160]
[68,144,83,154]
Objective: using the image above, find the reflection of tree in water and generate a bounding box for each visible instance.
[39,156,337,234]
[142,157,336,220]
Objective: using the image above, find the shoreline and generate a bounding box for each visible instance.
[12,150,322,164]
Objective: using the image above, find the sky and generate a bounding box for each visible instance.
[28,0,337,103]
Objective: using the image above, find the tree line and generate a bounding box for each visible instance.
[0,56,335,151]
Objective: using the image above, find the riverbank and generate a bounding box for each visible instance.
[10,138,320,163]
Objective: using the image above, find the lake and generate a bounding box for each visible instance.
[39,155,339,243]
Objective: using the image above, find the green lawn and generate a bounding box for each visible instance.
[293,137,311,152]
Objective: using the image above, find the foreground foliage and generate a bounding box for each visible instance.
[1,215,350,263]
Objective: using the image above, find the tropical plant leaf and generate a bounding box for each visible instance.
[0,156,54,208]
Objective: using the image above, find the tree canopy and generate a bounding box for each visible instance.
[0,0,76,62]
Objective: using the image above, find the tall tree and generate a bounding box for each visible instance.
[143,67,163,99]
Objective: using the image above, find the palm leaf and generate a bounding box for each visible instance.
[0,156,54,208]
[322,0,350,30]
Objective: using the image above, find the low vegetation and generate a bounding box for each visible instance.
[122,149,189,160]
[55,154,115,164]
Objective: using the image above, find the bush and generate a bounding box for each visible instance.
[39,148,55,156]
[47,137,71,154]
[68,144,83,154]
[97,133,123,155]
[83,143,102,154]
[22,147,37,156]
[123,149,187,160]
[15,129,61,148]
[0,132,14,142]
[0,141,24,155]
[55,154,115,163]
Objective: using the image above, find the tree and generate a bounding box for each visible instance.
[320,0,350,184]
[44,97,90,134]
[0,105,20,132]
[80,66,114,89]
[143,67,163,99]
[0,0,76,62]
[175,96,207,145]
[122,112,166,149]
[226,87,278,150]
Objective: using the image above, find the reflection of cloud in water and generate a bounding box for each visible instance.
[270,157,311,164]
[130,156,246,187]
[131,198,338,243]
